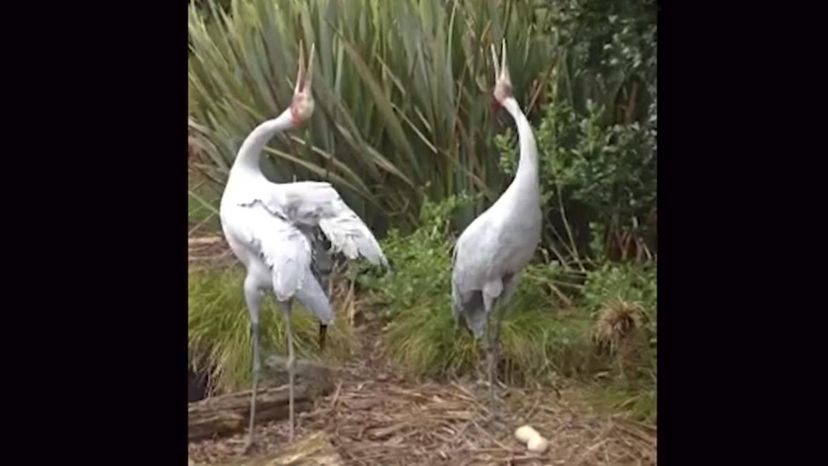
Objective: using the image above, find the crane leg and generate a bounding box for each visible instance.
[242,282,263,454]
[283,300,296,441]
[491,301,506,385]
[483,294,498,415]
[486,323,495,412]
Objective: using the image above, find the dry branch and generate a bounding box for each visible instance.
[189,359,335,441]
[262,356,335,389]
[189,236,224,246]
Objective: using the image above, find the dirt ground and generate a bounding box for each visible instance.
[188,237,657,466]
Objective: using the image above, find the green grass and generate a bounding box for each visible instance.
[188,178,222,233]
[581,381,657,425]
[188,266,356,393]
[356,198,613,384]
[385,292,599,385]
[381,261,657,422]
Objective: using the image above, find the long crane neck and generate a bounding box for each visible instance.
[228,109,294,181]
[502,97,539,193]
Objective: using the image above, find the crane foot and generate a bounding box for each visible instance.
[241,437,256,455]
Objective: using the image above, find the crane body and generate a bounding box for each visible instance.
[451,41,542,410]
[218,44,387,452]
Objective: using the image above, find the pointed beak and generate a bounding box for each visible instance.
[290,41,316,125]
[490,43,500,83]
[294,42,315,94]
[294,42,306,95]
[500,39,510,85]
[305,43,315,93]
[491,38,513,104]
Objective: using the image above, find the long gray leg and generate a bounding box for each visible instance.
[491,273,518,390]
[488,302,509,419]
[242,277,262,454]
[282,299,296,441]
[482,292,497,413]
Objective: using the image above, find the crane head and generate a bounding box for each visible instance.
[290,42,315,127]
[491,39,513,106]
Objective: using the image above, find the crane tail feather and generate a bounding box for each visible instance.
[318,324,328,351]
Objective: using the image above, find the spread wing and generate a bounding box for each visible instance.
[258,181,388,268]
[222,201,312,302]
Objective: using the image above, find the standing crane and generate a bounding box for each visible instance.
[219,43,388,452]
[451,40,542,412]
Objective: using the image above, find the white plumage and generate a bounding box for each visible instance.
[451,41,542,412]
[218,43,387,452]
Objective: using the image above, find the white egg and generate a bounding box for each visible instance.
[527,436,549,453]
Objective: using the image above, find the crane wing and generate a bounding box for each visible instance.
[294,271,334,325]
[274,181,388,268]
[224,202,313,302]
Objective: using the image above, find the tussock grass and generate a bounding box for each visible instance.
[583,382,657,425]
[188,266,355,393]
[383,268,599,385]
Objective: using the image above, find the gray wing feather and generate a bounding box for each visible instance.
[451,238,487,338]
[270,182,388,268]
[227,202,312,302]
[294,272,334,325]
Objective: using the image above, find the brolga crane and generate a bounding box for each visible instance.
[451,40,542,413]
[218,43,388,452]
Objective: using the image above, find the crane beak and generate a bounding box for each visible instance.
[490,43,499,83]
[306,43,315,92]
[499,39,511,86]
[491,39,512,105]
[294,42,305,95]
[294,42,315,95]
[291,41,315,125]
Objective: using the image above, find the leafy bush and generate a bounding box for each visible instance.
[495,0,657,264]
[584,263,656,315]
[356,194,475,318]
[188,267,355,393]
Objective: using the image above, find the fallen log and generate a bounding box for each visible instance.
[214,431,343,466]
[189,358,335,442]
[262,356,335,388]
[188,236,224,246]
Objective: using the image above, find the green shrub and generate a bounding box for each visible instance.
[355,194,474,318]
[495,0,657,264]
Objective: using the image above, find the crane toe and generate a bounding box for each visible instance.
[241,437,256,455]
